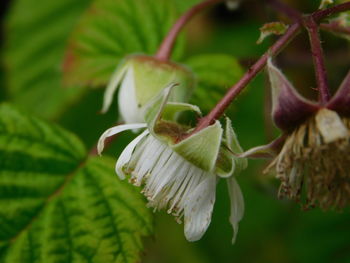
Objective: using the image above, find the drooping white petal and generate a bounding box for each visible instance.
[227,177,244,244]
[118,66,144,123]
[184,175,216,242]
[115,129,149,180]
[101,63,128,113]
[97,123,147,155]
[166,161,192,212]
[133,136,169,186]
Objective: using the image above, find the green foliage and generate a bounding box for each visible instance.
[2,0,198,120]
[257,22,288,44]
[0,104,153,263]
[185,54,243,113]
[63,0,186,87]
[2,0,350,262]
[3,0,93,119]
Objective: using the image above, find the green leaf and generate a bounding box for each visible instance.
[162,102,201,121]
[63,0,187,87]
[3,0,93,119]
[0,104,153,263]
[185,54,243,113]
[257,22,288,44]
[172,0,202,13]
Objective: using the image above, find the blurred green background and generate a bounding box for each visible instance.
[1,0,350,262]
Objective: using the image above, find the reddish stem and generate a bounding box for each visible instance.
[304,16,331,104]
[312,2,350,22]
[155,0,223,61]
[193,23,302,132]
[193,1,350,132]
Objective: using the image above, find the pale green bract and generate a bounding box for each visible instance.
[98,86,248,243]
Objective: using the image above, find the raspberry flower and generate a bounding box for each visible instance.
[98,86,247,242]
[101,54,195,124]
[243,59,350,210]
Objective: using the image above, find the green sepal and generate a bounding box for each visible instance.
[143,84,176,135]
[144,86,202,144]
[171,121,223,172]
[162,102,202,122]
[215,147,236,178]
[216,117,247,177]
[131,55,195,108]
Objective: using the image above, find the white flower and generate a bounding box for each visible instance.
[101,55,195,124]
[98,87,247,242]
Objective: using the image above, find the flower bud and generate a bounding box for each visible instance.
[101,55,195,124]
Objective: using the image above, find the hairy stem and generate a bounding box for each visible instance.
[193,1,350,132]
[312,2,350,22]
[155,0,223,61]
[305,16,330,104]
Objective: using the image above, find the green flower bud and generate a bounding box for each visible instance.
[101,54,195,124]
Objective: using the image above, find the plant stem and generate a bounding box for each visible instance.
[304,16,330,104]
[312,2,350,22]
[193,23,302,132]
[193,1,350,132]
[155,0,223,61]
